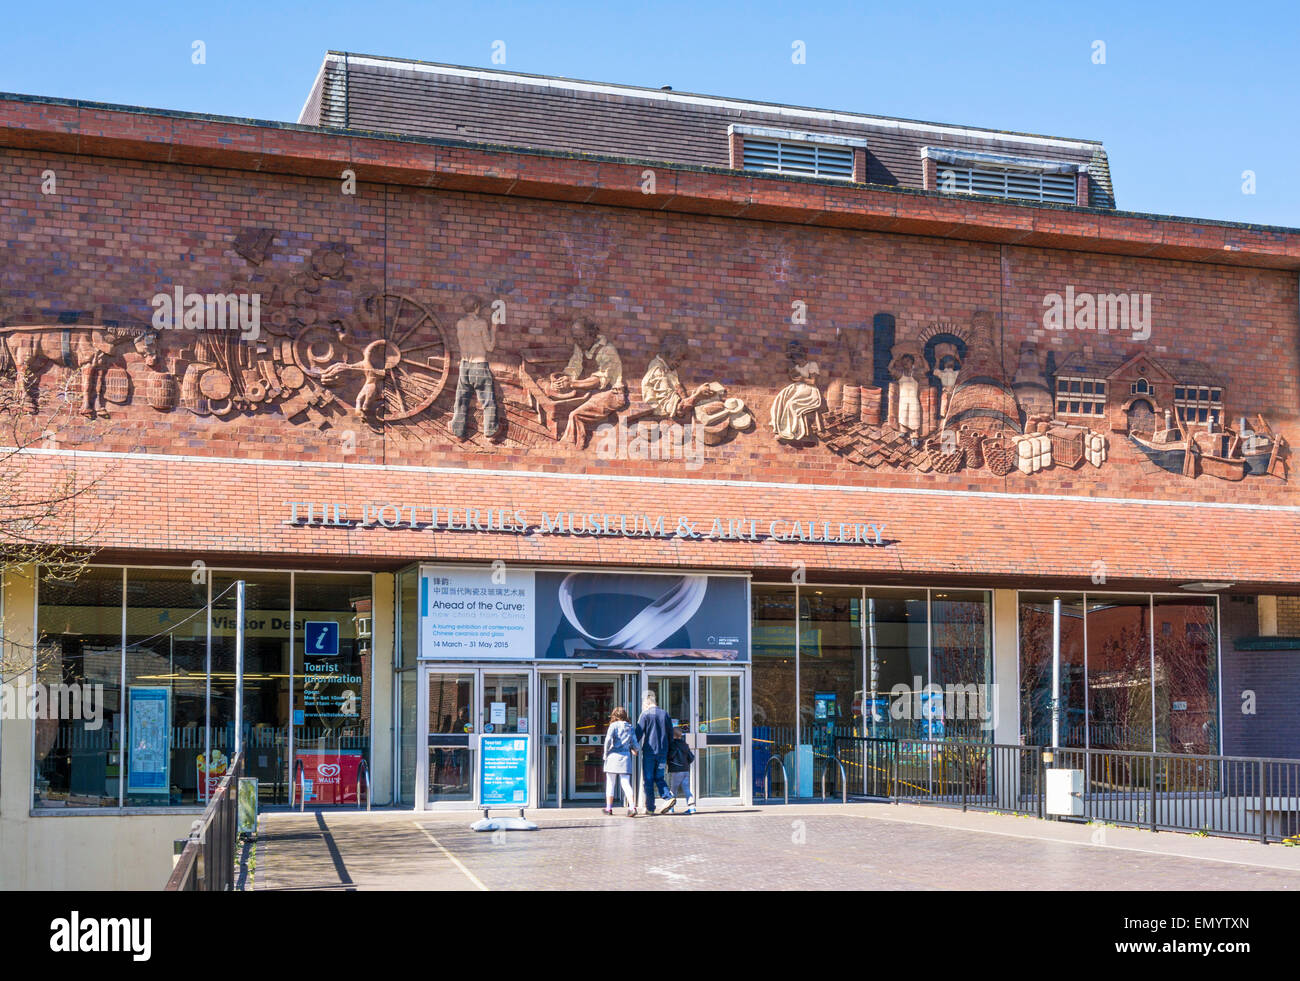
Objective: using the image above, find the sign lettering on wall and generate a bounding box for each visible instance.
[288,503,887,546]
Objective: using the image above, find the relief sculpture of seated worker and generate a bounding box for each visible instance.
[558,318,627,447]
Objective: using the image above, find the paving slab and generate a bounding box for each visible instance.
[250,803,1300,891]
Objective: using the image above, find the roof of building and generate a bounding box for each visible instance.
[1057,352,1227,387]
[298,52,1116,207]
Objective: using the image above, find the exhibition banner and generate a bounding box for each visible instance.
[420,567,536,659]
[420,567,749,661]
[535,571,749,662]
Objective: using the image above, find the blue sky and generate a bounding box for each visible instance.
[2,1,1297,226]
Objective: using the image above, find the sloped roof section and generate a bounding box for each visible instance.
[299,51,1116,206]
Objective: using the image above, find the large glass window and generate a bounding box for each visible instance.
[1017,592,1220,755]
[1087,595,1154,752]
[865,589,928,739]
[1153,596,1219,756]
[751,586,796,797]
[212,573,291,805]
[122,569,209,807]
[1018,593,1086,747]
[33,568,123,809]
[294,573,372,807]
[930,590,993,740]
[750,584,988,799]
[799,588,863,791]
[33,565,373,810]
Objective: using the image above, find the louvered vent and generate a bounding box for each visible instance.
[742,138,854,179]
[937,165,1077,204]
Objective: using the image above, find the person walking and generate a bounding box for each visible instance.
[661,726,696,814]
[634,690,673,815]
[602,706,638,816]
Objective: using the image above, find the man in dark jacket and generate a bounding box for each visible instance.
[634,690,673,814]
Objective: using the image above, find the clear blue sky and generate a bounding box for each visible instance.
[2,0,1297,226]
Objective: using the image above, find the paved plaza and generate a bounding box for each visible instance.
[246,803,1300,891]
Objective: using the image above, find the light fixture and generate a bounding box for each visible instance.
[1179,582,1233,591]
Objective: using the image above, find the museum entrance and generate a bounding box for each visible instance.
[539,668,747,807]
[540,671,640,805]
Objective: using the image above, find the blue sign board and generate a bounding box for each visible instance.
[304,620,340,657]
[127,686,170,794]
[480,735,530,807]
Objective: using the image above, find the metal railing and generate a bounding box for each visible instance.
[292,759,306,812]
[165,751,244,891]
[764,754,789,804]
[357,759,372,811]
[1053,746,1300,843]
[821,754,847,803]
[828,737,1299,841]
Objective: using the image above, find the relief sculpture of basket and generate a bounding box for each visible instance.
[982,432,1016,476]
[925,433,964,474]
[958,427,985,471]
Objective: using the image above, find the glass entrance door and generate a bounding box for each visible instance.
[423,670,476,805]
[541,675,563,806]
[698,673,743,801]
[569,677,617,799]
[646,671,746,805]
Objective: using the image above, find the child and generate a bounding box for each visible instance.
[661,726,696,814]
[602,706,638,816]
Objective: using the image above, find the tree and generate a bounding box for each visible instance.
[0,371,116,685]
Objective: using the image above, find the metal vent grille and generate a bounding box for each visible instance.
[938,165,1077,204]
[742,138,855,179]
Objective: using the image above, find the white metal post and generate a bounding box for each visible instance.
[234,579,245,757]
[1051,597,1061,750]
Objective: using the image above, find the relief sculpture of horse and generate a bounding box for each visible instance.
[0,324,160,416]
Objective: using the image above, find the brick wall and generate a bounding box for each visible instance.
[1220,595,1300,759]
[0,145,1297,507]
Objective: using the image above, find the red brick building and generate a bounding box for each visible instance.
[2,55,1298,886]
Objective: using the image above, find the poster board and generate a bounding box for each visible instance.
[126,686,170,795]
[479,735,530,808]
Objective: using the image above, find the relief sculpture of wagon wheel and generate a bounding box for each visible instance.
[293,292,450,421]
[365,292,451,420]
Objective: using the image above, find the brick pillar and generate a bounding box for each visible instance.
[852,147,867,183]
[729,131,744,170]
[1076,172,1090,207]
[922,156,937,191]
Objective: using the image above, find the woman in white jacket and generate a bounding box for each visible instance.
[603,706,638,816]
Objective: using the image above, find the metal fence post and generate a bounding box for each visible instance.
[960,748,967,813]
[1149,756,1157,833]
[1258,759,1268,845]
[1037,751,1045,820]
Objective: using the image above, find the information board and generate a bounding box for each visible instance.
[479,735,530,807]
[126,686,170,794]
